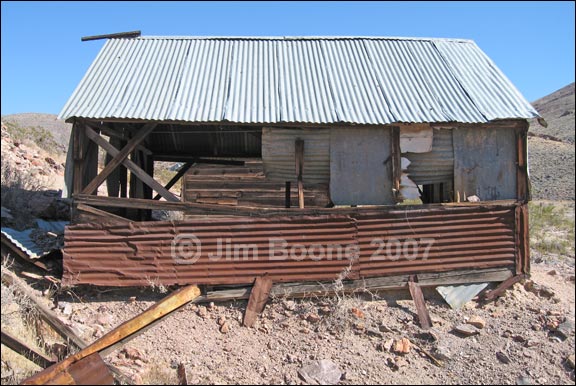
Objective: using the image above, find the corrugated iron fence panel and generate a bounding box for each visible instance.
[356,205,516,277]
[63,216,358,286]
[63,204,519,287]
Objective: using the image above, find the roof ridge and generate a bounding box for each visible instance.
[129,36,475,44]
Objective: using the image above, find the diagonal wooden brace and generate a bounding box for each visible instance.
[84,126,180,202]
[81,123,157,195]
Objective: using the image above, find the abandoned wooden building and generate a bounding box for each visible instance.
[58,36,539,292]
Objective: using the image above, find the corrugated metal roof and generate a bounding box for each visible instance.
[1,220,68,259]
[59,36,539,125]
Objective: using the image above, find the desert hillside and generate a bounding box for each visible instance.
[528,82,575,201]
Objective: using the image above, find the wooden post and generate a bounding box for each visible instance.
[408,275,432,330]
[295,139,305,209]
[391,127,401,202]
[516,124,530,202]
[72,121,85,195]
[243,275,273,328]
[285,181,291,208]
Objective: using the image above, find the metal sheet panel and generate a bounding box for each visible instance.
[59,37,539,125]
[405,128,454,185]
[1,220,68,259]
[63,203,520,287]
[63,215,358,286]
[330,127,395,205]
[357,205,516,277]
[433,40,538,121]
[453,127,517,201]
[262,127,330,183]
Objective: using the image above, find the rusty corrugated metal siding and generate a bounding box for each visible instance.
[63,203,522,287]
[356,205,516,277]
[63,215,358,286]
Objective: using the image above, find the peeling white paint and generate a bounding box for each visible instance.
[399,173,420,200]
[400,125,433,153]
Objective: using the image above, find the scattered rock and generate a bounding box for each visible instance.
[566,354,575,369]
[319,306,332,315]
[307,314,321,324]
[350,308,365,319]
[453,324,480,337]
[298,360,342,385]
[392,338,411,355]
[61,303,73,316]
[207,302,215,311]
[433,343,453,362]
[496,351,512,364]
[220,322,230,334]
[122,347,145,362]
[96,314,114,326]
[217,316,226,326]
[379,323,392,333]
[467,316,486,329]
[353,322,366,332]
[129,296,136,302]
[516,375,533,385]
[524,281,555,298]
[197,306,208,319]
[556,319,574,340]
[546,270,557,276]
[376,338,395,352]
[365,327,383,338]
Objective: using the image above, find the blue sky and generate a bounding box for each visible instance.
[1,1,574,116]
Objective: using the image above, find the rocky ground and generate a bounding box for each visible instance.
[2,258,574,385]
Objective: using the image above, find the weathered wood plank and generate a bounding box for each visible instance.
[84,126,179,202]
[482,274,526,301]
[1,271,130,384]
[243,275,273,327]
[295,139,305,209]
[82,123,157,195]
[408,276,432,330]
[21,285,201,385]
[1,330,56,368]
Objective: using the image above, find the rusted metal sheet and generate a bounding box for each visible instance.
[63,203,522,287]
[63,215,358,286]
[356,205,516,277]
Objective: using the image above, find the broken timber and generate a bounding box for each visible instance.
[0,269,133,384]
[482,274,527,301]
[243,275,273,327]
[21,285,201,385]
[408,275,432,330]
[1,330,56,369]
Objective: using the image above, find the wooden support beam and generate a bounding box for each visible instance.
[243,275,273,328]
[391,127,401,202]
[153,163,194,200]
[408,275,432,330]
[82,123,157,195]
[72,122,85,195]
[153,155,245,166]
[84,126,179,202]
[21,285,201,385]
[483,274,526,302]
[285,181,291,208]
[295,139,305,209]
[1,330,56,369]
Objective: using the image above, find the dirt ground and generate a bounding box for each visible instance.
[2,257,572,385]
